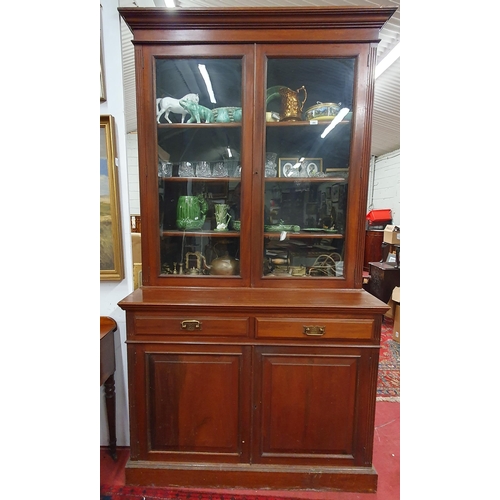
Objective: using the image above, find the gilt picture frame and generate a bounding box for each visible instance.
[100,115,124,281]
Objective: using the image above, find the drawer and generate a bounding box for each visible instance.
[133,314,250,337]
[255,317,374,340]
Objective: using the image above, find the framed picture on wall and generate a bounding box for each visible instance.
[100,115,124,281]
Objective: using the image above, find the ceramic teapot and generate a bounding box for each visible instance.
[176,194,207,230]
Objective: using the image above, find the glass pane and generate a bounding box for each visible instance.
[263,57,354,278]
[156,58,242,277]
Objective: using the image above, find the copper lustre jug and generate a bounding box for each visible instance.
[279,85,307,121]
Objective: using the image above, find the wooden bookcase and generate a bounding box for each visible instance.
[118,6,395,493]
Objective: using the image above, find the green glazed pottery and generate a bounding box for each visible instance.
[176,195,207,230]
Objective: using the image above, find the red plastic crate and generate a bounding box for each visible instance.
[366,209,392,223]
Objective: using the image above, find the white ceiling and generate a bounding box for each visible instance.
[119,0,400,158]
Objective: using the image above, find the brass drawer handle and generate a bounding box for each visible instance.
[303,325,326,336]
[180,319,202,331]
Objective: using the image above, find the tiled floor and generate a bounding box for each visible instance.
[101,401,399,499]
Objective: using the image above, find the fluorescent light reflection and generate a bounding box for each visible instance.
[157,0,177,7]
[156,0,177,7]
[293,157,305,169]
[320,108,350,139]
[375,43,400,79]
[198,64,217,104]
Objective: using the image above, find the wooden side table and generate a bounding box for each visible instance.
[366,262,400,303]
[100,316,118,460]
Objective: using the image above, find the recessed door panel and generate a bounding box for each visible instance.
[145,346,251,463]
[254,347,377,466]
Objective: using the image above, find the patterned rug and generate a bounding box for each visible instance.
[377,318,400,402]
[100,485,302,500]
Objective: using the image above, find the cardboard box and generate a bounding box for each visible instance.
[393,304,400,343]
[384,286,397,319]
[384,224,400,245]
[390,286,400,343]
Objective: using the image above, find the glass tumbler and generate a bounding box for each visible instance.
[178,161,195,177]
[195,161,211,177]
[158,161,173,177]
[212,161,229,177]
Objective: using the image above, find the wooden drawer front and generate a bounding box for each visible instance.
[134,314,250,337]
[255,317,374,340]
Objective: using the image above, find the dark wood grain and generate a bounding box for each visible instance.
[118,6,395,492]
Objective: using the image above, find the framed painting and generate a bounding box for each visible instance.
[100,115,124,281]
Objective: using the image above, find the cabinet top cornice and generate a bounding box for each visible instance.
[118,7,397,34]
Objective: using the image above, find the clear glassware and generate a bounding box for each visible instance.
[195,161,211,177]
[178,161,195,177]
[264,152,278,178]
[158,161,173,177]
[212,161,229,177]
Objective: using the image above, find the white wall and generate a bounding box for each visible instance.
[367,149,400,226]
[127,132,141,215]
[100,0,133,447]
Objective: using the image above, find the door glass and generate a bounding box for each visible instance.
[263,57,354,278]
[156,58,242,277]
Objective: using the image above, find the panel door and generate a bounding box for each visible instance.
[129,343,252,463]
[253,345,379,466]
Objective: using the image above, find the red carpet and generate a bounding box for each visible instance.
[377,318,400,402]
[100,485,312,499]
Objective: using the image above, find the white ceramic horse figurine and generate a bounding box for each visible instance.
[156,93,199,123]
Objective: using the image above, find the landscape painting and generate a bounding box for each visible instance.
[100,115,124,281]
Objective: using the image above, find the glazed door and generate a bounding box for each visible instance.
[252,44,373,288]
[137,44,255,287]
